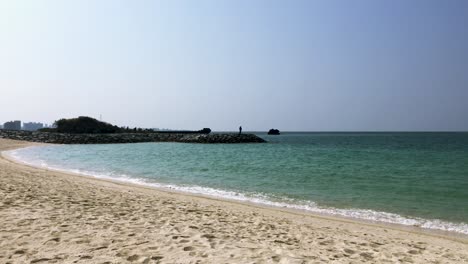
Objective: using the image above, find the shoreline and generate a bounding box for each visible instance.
[4,143,468,240]
[1,138,467,263]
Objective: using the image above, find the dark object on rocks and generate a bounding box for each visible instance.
[268,129,280,135]
[199,128,211,134]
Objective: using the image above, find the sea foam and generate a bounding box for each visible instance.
[4,148,468,235]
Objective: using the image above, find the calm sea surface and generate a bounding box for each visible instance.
[7,132,468,234]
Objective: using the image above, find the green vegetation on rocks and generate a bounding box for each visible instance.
[41,116,121,134]
[39,116,212,135]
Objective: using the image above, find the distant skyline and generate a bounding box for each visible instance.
[1,0,467,131]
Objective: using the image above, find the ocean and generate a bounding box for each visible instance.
[6,132,468,234]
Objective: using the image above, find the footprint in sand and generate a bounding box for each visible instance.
[318,239,334,246]
[151,255,163,261]
[343,248,356,255]
[11,249,26,257]
[126,254,139,261]
[183,246,195,251]
[201,234,216,239]
[359,252,374,260]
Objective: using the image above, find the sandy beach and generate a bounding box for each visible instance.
[0,139,467,263]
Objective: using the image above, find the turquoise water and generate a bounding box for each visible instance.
[6,132,468,234]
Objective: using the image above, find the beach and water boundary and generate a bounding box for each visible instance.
[4,132,468,237]
[1,138,467,263]
[4,147,468,237]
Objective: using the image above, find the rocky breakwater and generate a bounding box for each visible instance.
[0,130,266,144]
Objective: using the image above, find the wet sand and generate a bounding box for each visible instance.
[0,138,467,263]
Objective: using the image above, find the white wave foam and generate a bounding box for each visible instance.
[4,149,468,235]
[159,184,468,235]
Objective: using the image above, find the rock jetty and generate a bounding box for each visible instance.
[267,129,280,135]
[0,130,266,144]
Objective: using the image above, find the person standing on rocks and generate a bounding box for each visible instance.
[239,126,242,135]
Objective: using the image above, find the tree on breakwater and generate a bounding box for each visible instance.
[38,116,212,134]
[40,116,122,134]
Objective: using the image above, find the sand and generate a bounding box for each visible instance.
[0,139,467,263]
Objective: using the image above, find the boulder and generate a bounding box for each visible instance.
[267,129,280,135]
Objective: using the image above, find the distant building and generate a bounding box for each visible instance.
[3,120,21,130]
[23,122,44,131]
[0,124,3,129]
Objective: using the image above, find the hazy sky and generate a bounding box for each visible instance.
[1,0,467,131]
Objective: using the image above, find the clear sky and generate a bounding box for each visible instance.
[1,0,467,131]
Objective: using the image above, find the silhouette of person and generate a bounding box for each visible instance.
[239,126,242,135]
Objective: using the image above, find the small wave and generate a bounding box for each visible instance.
[152,184,468,235]
[3,148,468,235]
